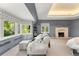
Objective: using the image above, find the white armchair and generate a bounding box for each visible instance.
[27,34,50,56]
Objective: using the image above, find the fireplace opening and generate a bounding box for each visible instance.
[58,32,64,37]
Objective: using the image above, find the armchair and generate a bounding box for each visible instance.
[27,34,50,56]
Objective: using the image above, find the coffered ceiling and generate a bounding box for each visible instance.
[35,3,79,20]
[48,3,79,16]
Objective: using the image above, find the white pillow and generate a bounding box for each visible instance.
[42,36,50,44]
[34,36,43,43]
[66,37,79,49]
[35,34,42,39]
[74,37,79,45]
[42,33,48,37]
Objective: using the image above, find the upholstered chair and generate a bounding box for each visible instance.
[27,33,50,56]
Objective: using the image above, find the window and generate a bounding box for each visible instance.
[22,24,30,34]
[41,23,50,33]
[4,21,15,37]
[42,26,48,32]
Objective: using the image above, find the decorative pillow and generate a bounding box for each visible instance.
[67,37,79,45]
[42,36,50,44]
[34,36,43,43]
[35,34,42,39]
[42,33,48,37]
[74,37,79,45]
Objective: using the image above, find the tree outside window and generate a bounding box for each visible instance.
[4,21,15,37]
[22,24,30,34]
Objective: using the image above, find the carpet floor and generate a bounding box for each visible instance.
[47,38,73,56]
[2,38,74,56]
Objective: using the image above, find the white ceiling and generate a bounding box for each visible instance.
[35,3,79,20]
[0,3,35,21]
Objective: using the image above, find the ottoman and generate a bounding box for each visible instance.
[19,40,30,51]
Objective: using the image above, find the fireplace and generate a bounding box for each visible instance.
[55,27,68,37]
[58,32,64,37]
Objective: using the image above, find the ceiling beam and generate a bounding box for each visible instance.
[25,3,38,23]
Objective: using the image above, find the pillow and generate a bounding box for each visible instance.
[34,36,43,43]
[66,37,79,49]
[67,37,79,45]
[74,37,79,45]
[42,36,50,44]
[35,34,42,39]
[42,33,48,38]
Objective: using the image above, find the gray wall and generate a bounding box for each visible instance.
[70,19,79,37]
[37,20,72,37]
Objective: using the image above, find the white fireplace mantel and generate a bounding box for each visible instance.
[55,27,68,38]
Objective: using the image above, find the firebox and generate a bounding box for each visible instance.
[58,32,64,37]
